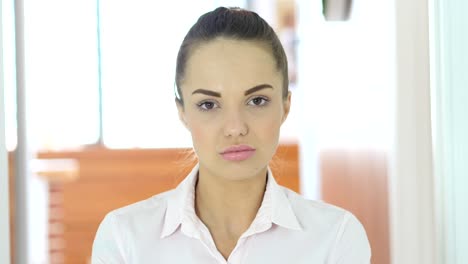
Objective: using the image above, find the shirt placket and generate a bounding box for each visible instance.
[225,236,250,264]
[199,221,229,263]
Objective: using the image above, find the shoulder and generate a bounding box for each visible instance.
[97,188,176,240]
[92,190,177,262]
[106,189,174,224]
[280,186,369,242]
[280,187,371,262]
[93,190,175,256]
[281,186,350,223]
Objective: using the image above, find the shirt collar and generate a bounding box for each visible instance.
[268,166,303,231]
[160,163,199,238]
[160,164,302,239]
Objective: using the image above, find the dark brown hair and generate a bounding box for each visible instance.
[175,7,289,106]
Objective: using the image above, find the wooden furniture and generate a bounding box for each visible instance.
[8,145,390,264]
[36,145,299,263]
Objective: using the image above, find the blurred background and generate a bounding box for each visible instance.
[1,0,467,263]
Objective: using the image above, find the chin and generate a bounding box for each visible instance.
[216,159,268,178]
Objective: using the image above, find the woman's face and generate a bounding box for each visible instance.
[177,38,291,180]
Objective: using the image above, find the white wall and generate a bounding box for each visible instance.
[0,0,12,262]
[390,0,437,263]
[296,0,395,199]
[14,0,50,263]
[297,0,441,263]
[430,0,468,263]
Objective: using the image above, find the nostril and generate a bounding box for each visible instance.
[224,123,249,137]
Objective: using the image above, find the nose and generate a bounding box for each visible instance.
[223,110,249,138]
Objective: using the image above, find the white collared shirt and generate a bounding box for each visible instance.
[92,164,371,263]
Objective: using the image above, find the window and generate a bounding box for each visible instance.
[23,0,100,149]
[2,0,17,151]
[99,0,248,148]
[7,0,304,150]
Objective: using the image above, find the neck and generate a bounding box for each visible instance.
[194,165,268,236]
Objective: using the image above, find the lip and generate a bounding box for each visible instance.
[220,145,256,161]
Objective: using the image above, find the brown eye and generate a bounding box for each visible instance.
[197,101,219,111]
[248,97,269,106]
[203,102,215,109]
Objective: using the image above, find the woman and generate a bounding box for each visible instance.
[92,7,371,263]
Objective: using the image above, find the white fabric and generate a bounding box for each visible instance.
[92,164,371,263]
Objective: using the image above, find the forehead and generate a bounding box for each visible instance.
[182,38,281,92]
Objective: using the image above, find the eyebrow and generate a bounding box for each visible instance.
[191,84,273,97]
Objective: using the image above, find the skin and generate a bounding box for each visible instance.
[176,37,291,260]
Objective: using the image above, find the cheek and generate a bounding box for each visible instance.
[255,113,283,142]
[187,119,216,151]
[189,124,206,144]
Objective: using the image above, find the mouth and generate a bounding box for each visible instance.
[220,145,256,161]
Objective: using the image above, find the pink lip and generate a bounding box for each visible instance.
[220,145,256,161]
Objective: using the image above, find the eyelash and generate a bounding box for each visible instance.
[196,100,219,112]
[196,96,270,112]
[247,96,270,107]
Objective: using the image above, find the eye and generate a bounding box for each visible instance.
[248,96,270,106]
[197,101,219,111]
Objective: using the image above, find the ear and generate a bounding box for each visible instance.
[176,99,189,130]
[281,91,292,125]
